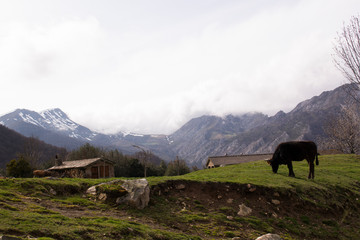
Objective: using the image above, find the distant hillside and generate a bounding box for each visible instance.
[0,124,66,169]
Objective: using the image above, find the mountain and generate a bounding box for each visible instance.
[0,124,66,169]
[0,109,89,149]
[166,84,350,166]
[0,108,172,156]
[0,84,351,167]
[167,113,269,166]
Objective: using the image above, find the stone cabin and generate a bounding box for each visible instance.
[206,153,273,168]
[48,157,115,178]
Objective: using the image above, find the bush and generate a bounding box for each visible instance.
[6,155,32,178]
[165,159,190,176]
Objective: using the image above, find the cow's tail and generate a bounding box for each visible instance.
[316,153,319,166]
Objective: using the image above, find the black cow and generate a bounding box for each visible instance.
[267,141,319,179]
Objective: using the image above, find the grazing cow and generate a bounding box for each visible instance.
[33,170,53,178]
[266,141,319,179]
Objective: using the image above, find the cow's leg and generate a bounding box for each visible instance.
[287,162,295,177]
[308,160,315,179]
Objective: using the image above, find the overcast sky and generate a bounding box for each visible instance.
[0,0,358,134]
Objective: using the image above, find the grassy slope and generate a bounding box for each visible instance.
[145,154,360,239]
[148,154,360,190]
[0,154,359,240]
[0,178,200,240]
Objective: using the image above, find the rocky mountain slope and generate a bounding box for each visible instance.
[164,84,350,166]
[0,84,351,167]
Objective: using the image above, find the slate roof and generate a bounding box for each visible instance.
[207,154,273,167]
[48,158,113,170]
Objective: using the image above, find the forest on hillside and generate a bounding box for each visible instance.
[0,124,65,172]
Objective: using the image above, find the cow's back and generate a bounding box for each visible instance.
[277,141,317,162]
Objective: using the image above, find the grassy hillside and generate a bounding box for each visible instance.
[148,154,360,190]
[0,154,359,240]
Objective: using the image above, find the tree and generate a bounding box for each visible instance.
[165,157,190,176]
[158,160,167,176]
[6,155,33,178]
[324,104,360,153]
[132,145,152,177]
[333,15,360,101]
[22,136,43,169]
[126,158,144,177]
[67,143,104,160]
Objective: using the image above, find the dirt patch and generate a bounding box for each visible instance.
[152,180,325,218]
[148,180,359,239]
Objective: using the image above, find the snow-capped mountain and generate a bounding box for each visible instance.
[0,108,101,149]
[40,109,80,132]
[0,108,97,142]
[40,108,101,141]
[0,108,172,156]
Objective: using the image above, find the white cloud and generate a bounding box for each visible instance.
[0,0,358,134]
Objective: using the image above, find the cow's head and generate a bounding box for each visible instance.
[266,158,279,173]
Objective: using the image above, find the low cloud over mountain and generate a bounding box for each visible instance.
[0,84,350,167]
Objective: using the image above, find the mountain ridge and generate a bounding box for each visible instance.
[0,84,351,167]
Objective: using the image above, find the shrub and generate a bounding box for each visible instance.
[6,155,32,178]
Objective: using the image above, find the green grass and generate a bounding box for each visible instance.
[0,177,201,239]
[0,208,200,240]
[0,154,359,239]
[148,154,360,190]
[52,195,100,208]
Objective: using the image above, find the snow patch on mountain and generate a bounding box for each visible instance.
[123,131,144,137]
[40,109,79,132]
[19,112,42,127]
[166,136,173,144]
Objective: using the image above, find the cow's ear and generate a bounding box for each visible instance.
[265,159,272,165]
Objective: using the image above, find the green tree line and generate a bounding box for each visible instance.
[67,143,191,178]
[6,143,193,178]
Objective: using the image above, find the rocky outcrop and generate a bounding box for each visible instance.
[87,179,150,209]
[116,179,150,209]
